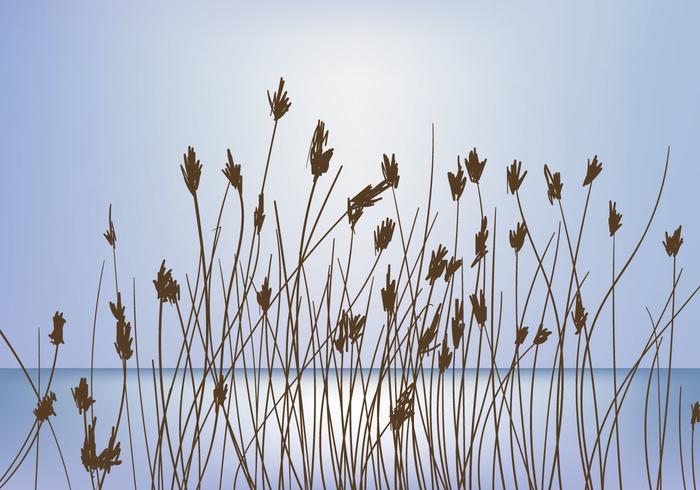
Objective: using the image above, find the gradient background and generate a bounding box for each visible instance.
[1,0,699,368]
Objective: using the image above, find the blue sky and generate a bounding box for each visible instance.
[1,0,699,367]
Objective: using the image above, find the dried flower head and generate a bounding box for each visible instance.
[465,147,486,184]
[213,374,228,409]
[470,289,487,327]
[438,337,452,374]
[222,148,243,195]
[663,226,683,257]
[448,157,467,201]
[390,383,416,431]
[381,265,397,314]
[381,153,400,189]
[114,318,133,360]
[254,192,266,235]
[374,218,395,254]
[471,216,489,268]
[418,308,441,355]
[257,276,272,314]
[153,260,180,304]
[347,313,367,344]
[444,256,463,282]
[451,299,465,347]
[267,77,291,121]
[97,426,122,473]
[309,120,334,180]
[81,417,99,472]
[533,324,552,345]
[34,391,57,421]
[347,183,385,231]
[515,326,529,346]
[544,164,563,205]
[572,292,588,335]
[426,244,449,285]
[103,204,117,247]
[691,402,700,426]
[583,155,603,187]
[49,311,66,346]
[181,146,202,196]
[509,222,527,254]
[608,201,622,237]
[71,377,95,415]
[507,160,527,194]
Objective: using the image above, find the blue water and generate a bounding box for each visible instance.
[0,368,695,488]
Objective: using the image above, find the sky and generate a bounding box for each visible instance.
[1,0,699,368]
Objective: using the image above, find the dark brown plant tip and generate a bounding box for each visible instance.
[426,244,449,285]
[507,160,527,194]
[447,156,466,201]
[544,164,563,205]
[333,318,346,353]
[181,146,202,196]
[254,192,266,234]
[515,326,529,346]
[390,383,416,431]
[110,293,133,360]
[309,120,333,180]
[444,256,463,282]
[81,417,99,472]
[222,148,243,195]
[418,308,441,355]
[470,289,487,327]
[572,291,588,335]
[438,336,452,374]
[103,204,117,247]
[71,377,95,415]
[256,276,272,314]
[48,311,66,346]
[347,313,367,344]
[608,201,622,237]
[213,374,228,409]
[98,426,122,473]
[465,147,486,184]
[267,77,291,121]
[381,153,400,189]
[34,391,57,421]
[334,311,367,352]
[663,225,683,257]
[153,260,180,304]
[451,299,465,348]
[373,218,395,254]
[509,221,527,254]
[691,402,700,426]
[347,183,385,231]
[583,155,603,187]
[381,265,397,314]
[470,216,489,268]
[533,324,552,345]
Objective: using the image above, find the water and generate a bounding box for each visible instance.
[0,368,695,488]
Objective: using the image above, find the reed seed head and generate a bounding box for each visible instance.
[663,225,683,257]
[374,218,395,254]
[181,146,202,196]
[608,201,622,237]
[103,204,117,247]
[451,299,465,348]
[222,148,243,195]
[465,147,486,184]
[572,292,588,335]
[533,324,552,345]
[267,77,291,121]
[257,276,272,314]
[381,153,400,189]
[49,311,66,346]
[691,402,700,426]
[381,265,397,314]
[507,160,527,195]
[213,374,228,409]
[544,164,563,205]
[114,319,133,360]
[390,383,415,431]
[471,216,489,268]
[515,326,529,346]
[438,336,452,374]
[583,155,603,187]
[153,260,180,304]
[254,192,266,235]
[444,256,463,282]
[426,244,449,285]
[71,377,95,415]
[509,221,527,254]
[448,157,467,201]
[470,289,487,327]
[309,120,334,180]
[34,391,57,421]
[347,183,385,232]
[418,307,441,355]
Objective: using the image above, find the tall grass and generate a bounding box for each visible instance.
[1,77,699,489]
